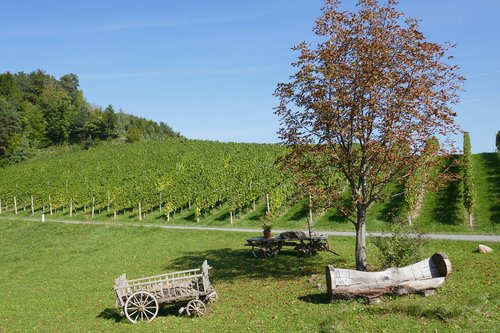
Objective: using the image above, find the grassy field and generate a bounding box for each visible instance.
[0,220,498,332]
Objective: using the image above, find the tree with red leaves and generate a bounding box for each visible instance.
[275,0,464,271]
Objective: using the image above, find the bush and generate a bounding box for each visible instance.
[371,221,427,268]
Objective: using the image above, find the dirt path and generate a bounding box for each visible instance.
[3,216,500,243]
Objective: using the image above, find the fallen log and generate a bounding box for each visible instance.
[325,252,451,300]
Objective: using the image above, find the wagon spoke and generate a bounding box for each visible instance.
[186,299,207,317]
[144,299,156,307]
[125,291,159,323]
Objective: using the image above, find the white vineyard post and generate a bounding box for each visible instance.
[70,198,73,217]
[31,196,34,215]
[91,196,95,218]
[49,195,53,215]
[138,202,142,221]
[14,196,17,214]
[230,211,233,224]
[266,193,270,214]
[0,199,2,214]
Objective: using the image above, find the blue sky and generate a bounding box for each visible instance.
[1,0,499,153]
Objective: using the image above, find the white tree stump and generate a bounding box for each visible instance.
[326,252,452,300]
[478,244,493,253]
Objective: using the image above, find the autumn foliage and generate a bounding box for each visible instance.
[275,0,464,270]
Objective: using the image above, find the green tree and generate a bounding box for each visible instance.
[20,101,48,148]
[59,73,79,101]
[463,132,475,227]
[39,84,76,144]
[0,72,21,106]
[102,105,117,139]
[0,97,21,159]
[275,0,463,271]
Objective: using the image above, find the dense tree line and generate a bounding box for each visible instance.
[0,70,180,165]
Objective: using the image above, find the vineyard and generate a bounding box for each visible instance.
[0,139,294,223]
[0,139,499,233]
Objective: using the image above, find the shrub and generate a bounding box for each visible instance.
[371,221,427,268]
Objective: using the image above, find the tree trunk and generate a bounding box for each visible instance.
[355,205,367,271]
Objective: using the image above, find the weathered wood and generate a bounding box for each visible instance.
[113,260,216,323]
[326,252,452,300]
[246,232,331,258]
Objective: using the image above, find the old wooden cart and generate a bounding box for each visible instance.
[113,260,217,323]
[245,231,332,258]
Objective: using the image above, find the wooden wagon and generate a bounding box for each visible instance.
[245,231,332,258]
[113,260,217,323]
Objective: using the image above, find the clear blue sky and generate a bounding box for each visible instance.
[1,0,499,153]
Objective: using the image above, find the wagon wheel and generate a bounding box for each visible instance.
[205,290,219,304]
[295,243,312,257]
[320,239,330,251]
[252,243,273,259]
[186,299,208,317]
[124,291,159,324]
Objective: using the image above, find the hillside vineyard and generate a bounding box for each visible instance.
[0,139,295,222]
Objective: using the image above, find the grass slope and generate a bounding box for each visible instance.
[0,140,498,234]
[0,220,498,332]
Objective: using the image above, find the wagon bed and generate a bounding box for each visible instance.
[113,260,217,323]
[245,231,333,258]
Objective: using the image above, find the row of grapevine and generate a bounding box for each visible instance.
[0,139,293,222]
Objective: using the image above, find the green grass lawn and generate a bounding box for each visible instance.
[0,220,498,332]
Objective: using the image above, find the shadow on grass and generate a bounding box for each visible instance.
[298,292,331,304]
[366,303,466,322]
[480,153,500,223]
[168,248,346,282]
[377,182,405,222]
[431,158,463,225]
[98,303,191,324]
[97,308,124,323]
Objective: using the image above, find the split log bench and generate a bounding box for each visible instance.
[325,252,452,301]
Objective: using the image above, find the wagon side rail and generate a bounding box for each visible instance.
[113,261,213,305]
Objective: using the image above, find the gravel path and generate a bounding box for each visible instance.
[3,216,500,243]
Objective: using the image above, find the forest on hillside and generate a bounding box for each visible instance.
[0,70,180,166]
